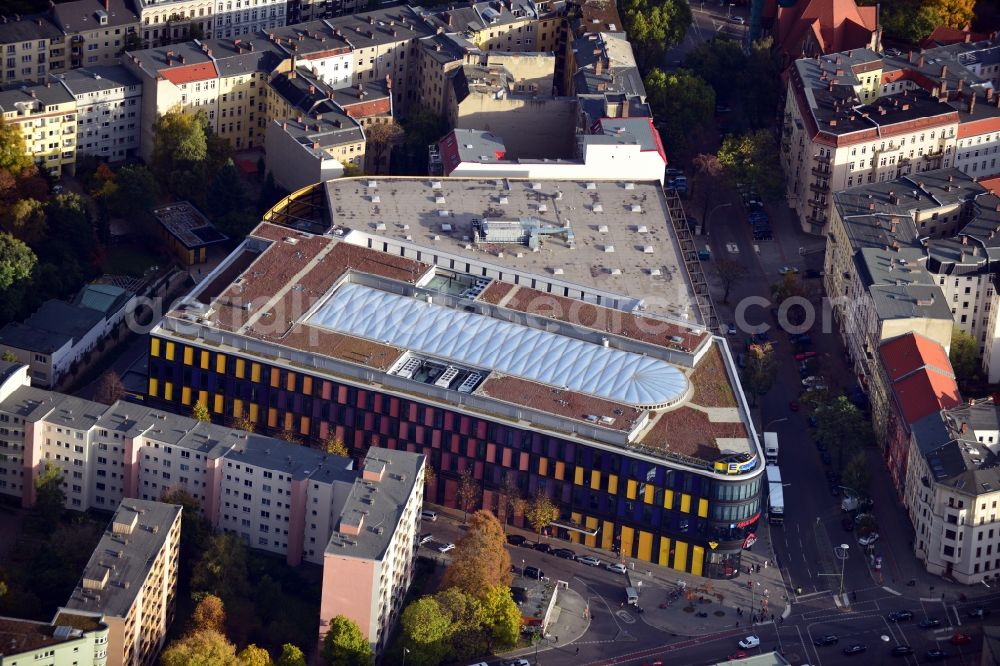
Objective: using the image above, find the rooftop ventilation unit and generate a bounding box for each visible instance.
[435,366,460,388]
[431,180,442,189]
[586,182,597,190]
[649,268,661,276]
[435,195,446,204]
[604,245,615,253]
[598,224,609,232]
[552,267,564,275]
[642,245,654,253]
[367,180,378,188]
[499,196,509,204]
[636,225,648,233]
[609,267,622,275]
[593,203,603,213]
[371,194,380,203]
[441,223,453,232]
[531,182,542,190]
[538,203,547,212]
[438,210,450,217]
[375,222,386,230]
[457,372,481,393]
[631,204,642,213]
[624,182,635,190]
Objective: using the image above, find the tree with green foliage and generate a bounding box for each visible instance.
[191,532,250,604]
[192,401,211,422]
[494,471,521,532]
[2,198,47,244]
[43,192,101,286]
[0,232,36,292]
[110,164,159,221]
[365,121,404,174]
[34,462,65,531]
[741,342,777,407]
[718,130,784,200]
[123,31,142,52]
[161,629,238,666]
[321,615,372,666]
[814,395,872,470]
[684,37,781,132]
[0,117,33,177]
[276,644,306,666]
[442,510,512,597]
[456,467,480,523]
[478,585,521,652]
[321,435,349,457]
[153,108,208,173]
[236,645,272,666]
[190,594,226,634]
[434,587,484,660]
[643,68,715,164]
[400,597,451,666]
[878,0,974,44]
[620,0,692,69]
[1,350,15,362]
[207,159,255,239]
[950,326,980,385]
[525,492,558,540]
[842,451,871,500]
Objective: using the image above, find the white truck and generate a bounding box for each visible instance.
[763,431,779,464]
[766,464,783,525]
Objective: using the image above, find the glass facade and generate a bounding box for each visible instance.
[147,337,762,578]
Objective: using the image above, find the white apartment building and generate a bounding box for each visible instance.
[135,0,215,48]
[0,359,424,572]
[268,20,353,89]
[0,612,110,666]
[905,399,1000,584]
[783,39,1000,234]
[213,0,287,38]
[54,65,142,161]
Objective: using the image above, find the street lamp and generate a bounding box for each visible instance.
[835,544,850,599]
[402,648,410,666]
[703,202,733,236]
[521,558,526,581]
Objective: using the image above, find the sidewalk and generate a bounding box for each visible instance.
[501,587,591,660]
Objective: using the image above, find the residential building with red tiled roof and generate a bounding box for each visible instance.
[919,26,992,50]
[873,332,962,501]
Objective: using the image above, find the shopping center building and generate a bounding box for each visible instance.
[146,177,764,578]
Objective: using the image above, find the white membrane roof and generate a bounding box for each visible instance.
[307,283,688,407]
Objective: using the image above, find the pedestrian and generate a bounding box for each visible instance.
[779,616,784,625]
[852,590,857,601]
[764,559,769,569]
[771,614,775,622]
[758,564,762,573]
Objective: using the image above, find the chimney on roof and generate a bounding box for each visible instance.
[29,89,36,97]
[941,64,947,78]
[368,15,374,23]
[962,234,969,245]
[970,91,976,115]
[446,11,452,24]
[957,78,964,92]
[206,49,212,57]
[941,79,948,95]
[316,113,322,121]
[918,54,925,67]
[948,174,953,181]
[309,84,315,94]
[282,121,287,130]
[178,54,185,63]
[595,57,603,75]
[988,88,995,103]
[889,191,898,205]
[966,33,972,43]
[869,202,876,210]
[312,141,320,149]
[908,50,914,62]
[961,421,968,433]
[234,38,241,46]
[970,397,977,406]
[289,69,296,78]
[104,0,109,11]
[297,115,303,122]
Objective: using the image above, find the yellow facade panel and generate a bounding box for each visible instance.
[569,512,582,544]
[574,467,584,485]
[148,377,158,397]
[213,393,224,414]
[150,338,160,357]
[637,531,653,561]
[267,407,278,428]
[698,498,709,518]
[620,525,634,558]
[200,351,209,369]
[554,461,565,480]
[165,342,175,361]
[183,347,193,365]
[299,416,310,435]
[303,376,312,394]
[538,458,548,476]
[251,363,261,382]
[607,473,618,495]
[680,493,691,513]
[235,359,246,378]
[626,479,637,499]
[691,546,705,576]
[181,386,191,405]
[658,537,671,567]
[215,353,226,374]
[286,372,296,391]
[584,516,598,548]
[664,489,674,509]
[673,540,688,572]
[164,382,173,401]
[590,470,601,490]
[643,484,654,504]
[197,390,208,408]
[249,404,259,422]
[233,399,243,419]
[601,520,614,550]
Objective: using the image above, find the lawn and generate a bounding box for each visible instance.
[103,243,163,277]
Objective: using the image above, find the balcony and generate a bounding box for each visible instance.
[807,198,827,210]
[809,180,830,193]
[811,166,831,177]
[815,153,832,164]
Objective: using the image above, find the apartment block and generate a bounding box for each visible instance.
[421,0,541,53]
[0,81,77,177]
[53,65,142,161]
[212,0,287,40]
[266,20,353,89]
[873,332,961,501]
[135,0,215,48]
[49,0,142,72]
[0,612,110,666]
[59,500,182,666]
[905,399,1000,584]
[147,178,765,580]
[783,39,1000,234]
[319,448,424,652]
[824,168,1000,385]
[569,31,645,103]
[0,14,63,86]
[263,108,365,191]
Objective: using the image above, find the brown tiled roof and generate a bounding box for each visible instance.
[477,374,638,431]
[639,407,748,460]
[477,280,516,305]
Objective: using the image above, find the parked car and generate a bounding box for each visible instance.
[793,334,813,346]
[533,542,552,553]
[554,548,577,560]
[795,351,818,361]
[814,634,839,647]
[737,353,746,369]
[918,618,942,628]
[779,266,798,275]
[437,542,455,553]
[738,635,760,649]
[950,632,972,645]
[730,15,745,24]
[727,651,748,660]
[421,510,438,521]
[523,566,545,580]
[727,322,738,335]
[842,644,867,656]
[419,533,433,545]
[890,645,913,657]
[506,534,526,546]
[888,610,913,622]
[606,563,627,574]
[501,659,531,666]
[969,607,992,619]
[578,555,601,567]
[925,649,950,661]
